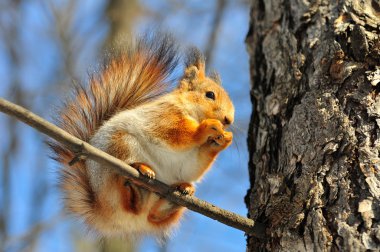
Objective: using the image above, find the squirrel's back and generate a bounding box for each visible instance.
[49,34,179,226]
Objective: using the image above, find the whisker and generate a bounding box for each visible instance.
[233,137,241,164]
[230,124,245,135]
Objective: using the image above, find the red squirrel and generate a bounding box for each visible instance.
[49,34,234,237]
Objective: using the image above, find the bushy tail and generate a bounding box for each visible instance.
[49,34,179,221]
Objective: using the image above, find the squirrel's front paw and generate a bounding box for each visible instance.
[197,119,224,143]
[131,162,156,179]
[197,119,233,149]
[173,182,195,196]
[208,130,233,149]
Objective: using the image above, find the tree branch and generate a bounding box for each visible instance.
[4,212,65,251]
[0,98,265,237]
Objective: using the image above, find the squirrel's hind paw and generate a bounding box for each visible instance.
[131,162,156,179]
[173,182,195,196]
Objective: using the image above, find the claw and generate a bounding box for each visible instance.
[174,182,195,196]
[144,169,155,179]
[208,134,224,146]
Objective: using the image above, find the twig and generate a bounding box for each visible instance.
[0,98,265,237]
[4,212,65,250]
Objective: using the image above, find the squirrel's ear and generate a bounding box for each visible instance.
[209,70,221,85]
[184,47,206,81]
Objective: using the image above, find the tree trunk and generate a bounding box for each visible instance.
[245,0,380,251]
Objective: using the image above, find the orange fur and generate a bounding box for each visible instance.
[117,177,144,215]
[196,130,233,179]
[153,116,199,150]
[150,107,232,152]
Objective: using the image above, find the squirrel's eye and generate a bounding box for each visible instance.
[205,91,215,100]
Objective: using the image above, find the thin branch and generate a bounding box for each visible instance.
[4,212,65,251]
[0,98,265,237]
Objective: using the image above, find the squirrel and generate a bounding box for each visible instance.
[49,34,234,238]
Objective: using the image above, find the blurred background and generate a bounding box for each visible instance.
[0,0,251,251]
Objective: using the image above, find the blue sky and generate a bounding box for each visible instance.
[0,1,252,251]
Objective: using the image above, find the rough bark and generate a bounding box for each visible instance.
[246,0,380,251]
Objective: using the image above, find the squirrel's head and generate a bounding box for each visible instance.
[177,48,234,127]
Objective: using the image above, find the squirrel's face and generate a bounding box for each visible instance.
[178,62,234,127]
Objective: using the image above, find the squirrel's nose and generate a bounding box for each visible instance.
[224,116,232,125]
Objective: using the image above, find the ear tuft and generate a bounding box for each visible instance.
[186,47,205,68]
[185,47,206,78]
[209,70,222,85]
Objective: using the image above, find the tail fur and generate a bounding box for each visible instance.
[49,34,179,223]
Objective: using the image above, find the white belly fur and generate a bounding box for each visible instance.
[134,135,201,184]
[90,104,204,184]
